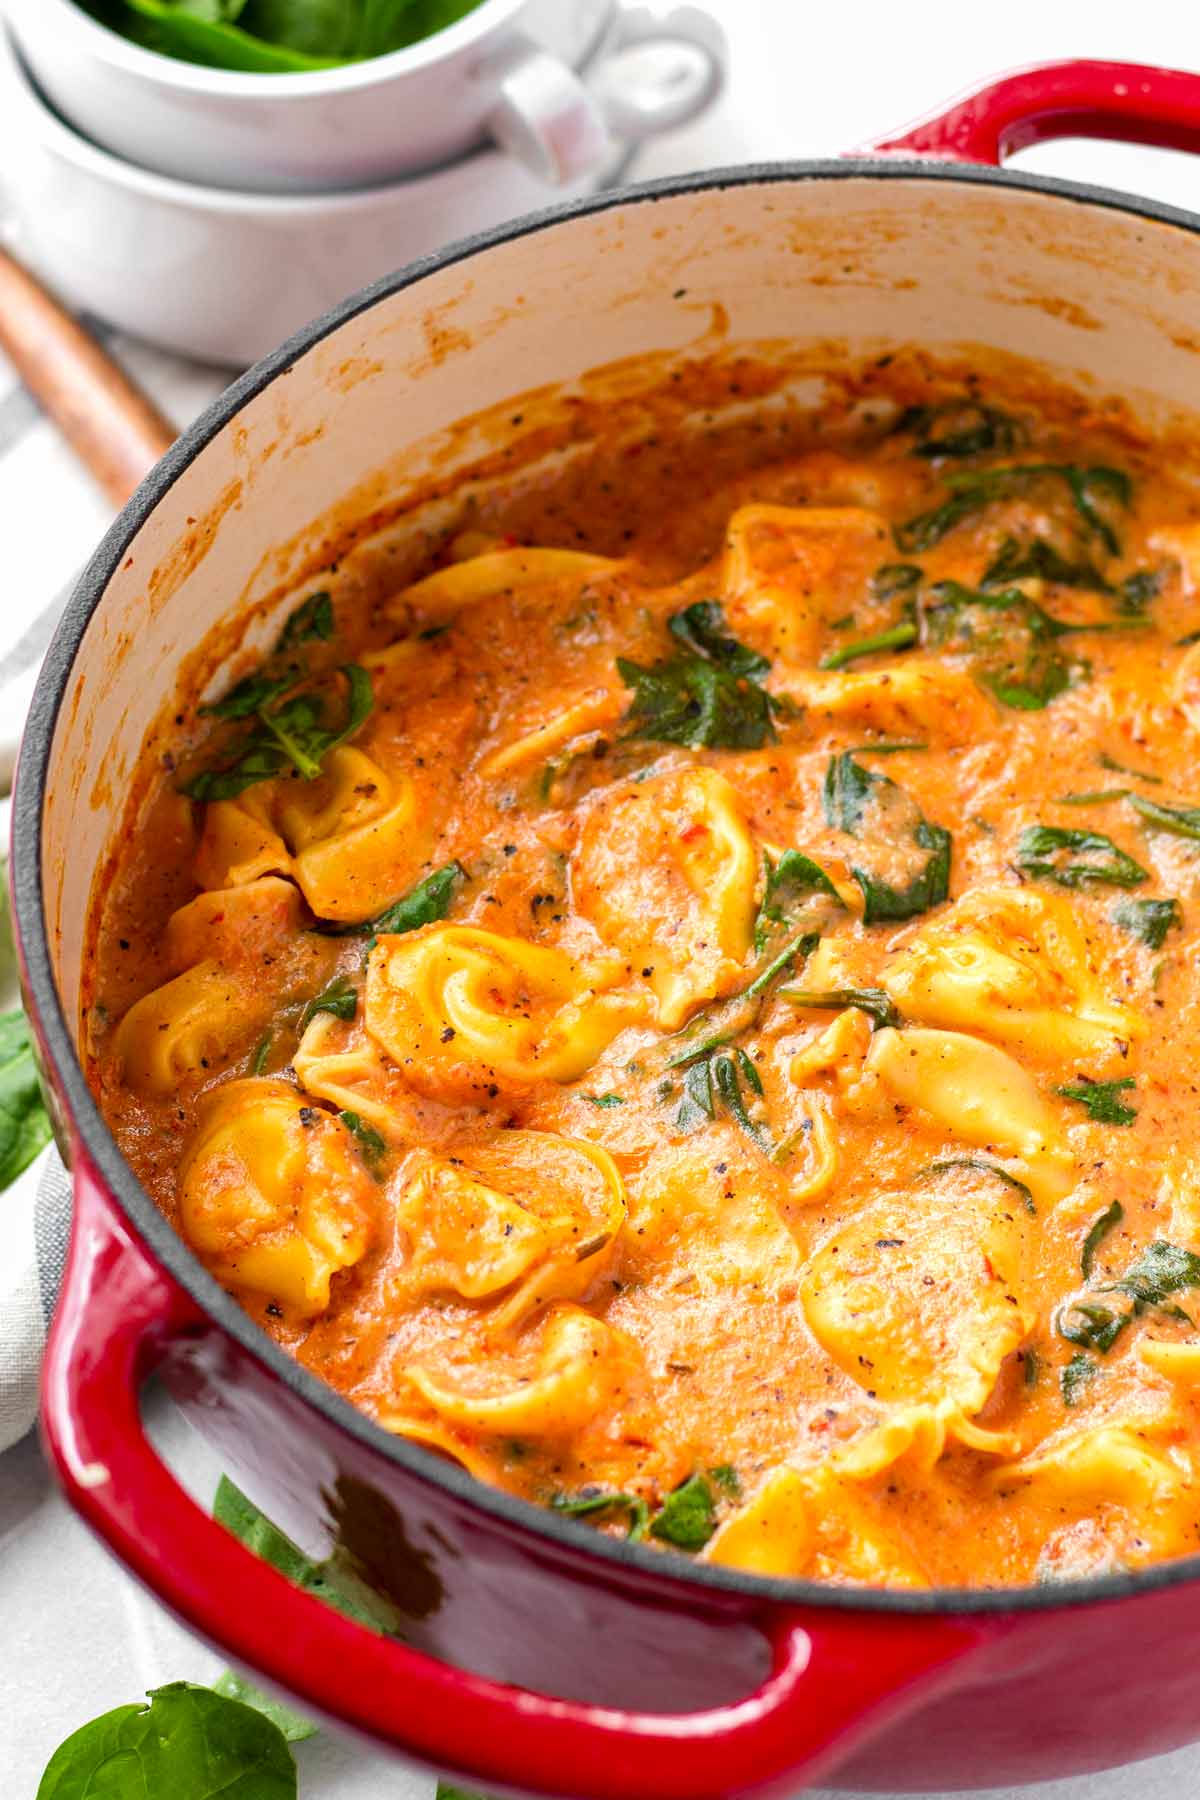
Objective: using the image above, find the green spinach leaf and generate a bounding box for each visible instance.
[1055,1077,1137,1125]
[896,463,1131,556]
[318,859,467,940]
[918,1155,1037,1215]
[753,848,842,953]
[276,591,334,650]
[1061,1353,1100,1406]
[1081,1199,1124,1279]
[872,562,923,599]
[1110,897,1181,949]
[897,399,1020,460]
[214,1476,402,1633]
[1057,1300,1128,1354]
[675,1057,716,1132]
[674,1048,773,1154]
[981,535,1112,593]
[211,1671,316,1746]
[1057,1238,1200,1360]
[88,0,482,71]
[0,1009,53,1189]
[1015,825,1147,889]
[184,663,374,801]
[1105,1241,1200,1315]
[711,1051,773,1153]
[1116,569,1163,615]
[823,749,880,834]
[1128,794,1200,841]
[780,986,902,1030]
[35,1683,297,1799]
[819,621,918,669]
[667,599,770,677]
[1097,751,1162,784]
[300,975,357,1030]
[919,579,1106,712]
[340,1109,386,1164]
[823,753,951,923]
[618,603,780,750]
[648,1474,717,1551]
[551,1489,650,1540]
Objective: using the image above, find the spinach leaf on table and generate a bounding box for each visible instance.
[0,1008,53,1189]
[35,1682,297,1799]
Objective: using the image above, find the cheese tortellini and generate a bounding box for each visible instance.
[196,746,420,924]
[163,875,302,971]
[866,1025,1073,1203]
[295,1012,398,1135]
[721,504,890,663]
[786,661,994,747]
[800,1166,1035,1473]
[365,925,644,1098]
[115,878,313,1096]
[706,1463,927,1586]
[113,962,255,1099]
[398,1131,626,1328]
[993,1426,1190,1565]
[404,1304,628,1436]
[884,887,1143,1067]
[178,1079,375,1313]
[573,766,758,1029]
[392,546,619,619]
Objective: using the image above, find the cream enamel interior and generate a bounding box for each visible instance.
[41,173,1200,1043]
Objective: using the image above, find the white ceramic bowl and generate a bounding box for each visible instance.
[5,0,725,194]
[0,26,615,366]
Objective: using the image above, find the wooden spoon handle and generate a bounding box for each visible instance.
[0,248,175,509]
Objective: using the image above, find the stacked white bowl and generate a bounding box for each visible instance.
[1,0,726,366]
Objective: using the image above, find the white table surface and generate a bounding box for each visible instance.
[8,0,1200,1792]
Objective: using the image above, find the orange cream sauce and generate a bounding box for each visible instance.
[91,366,1200,1589]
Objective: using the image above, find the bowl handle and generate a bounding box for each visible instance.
[862,59,1200,165]
[42,1153,988,1799]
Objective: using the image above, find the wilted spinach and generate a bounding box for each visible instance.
[823,752,952,923]
[618,601,783,750]
[895,463,1131,556]
[1110,897,1181,949]
[1015,825,1147,890]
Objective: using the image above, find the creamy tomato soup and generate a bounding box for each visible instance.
[89,359,1200,1588]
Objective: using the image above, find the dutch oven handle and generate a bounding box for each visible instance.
[863,58,1200,165]
[42,1152,988,1800]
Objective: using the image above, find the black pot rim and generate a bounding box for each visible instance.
[16,152,1200,1623]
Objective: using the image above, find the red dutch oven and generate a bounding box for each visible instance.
[18,60,1200,1800]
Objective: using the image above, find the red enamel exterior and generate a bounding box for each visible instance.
[867,58,1200,165]
[27,57,1200,1800]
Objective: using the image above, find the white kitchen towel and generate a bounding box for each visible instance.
[0,1148,67,1452]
